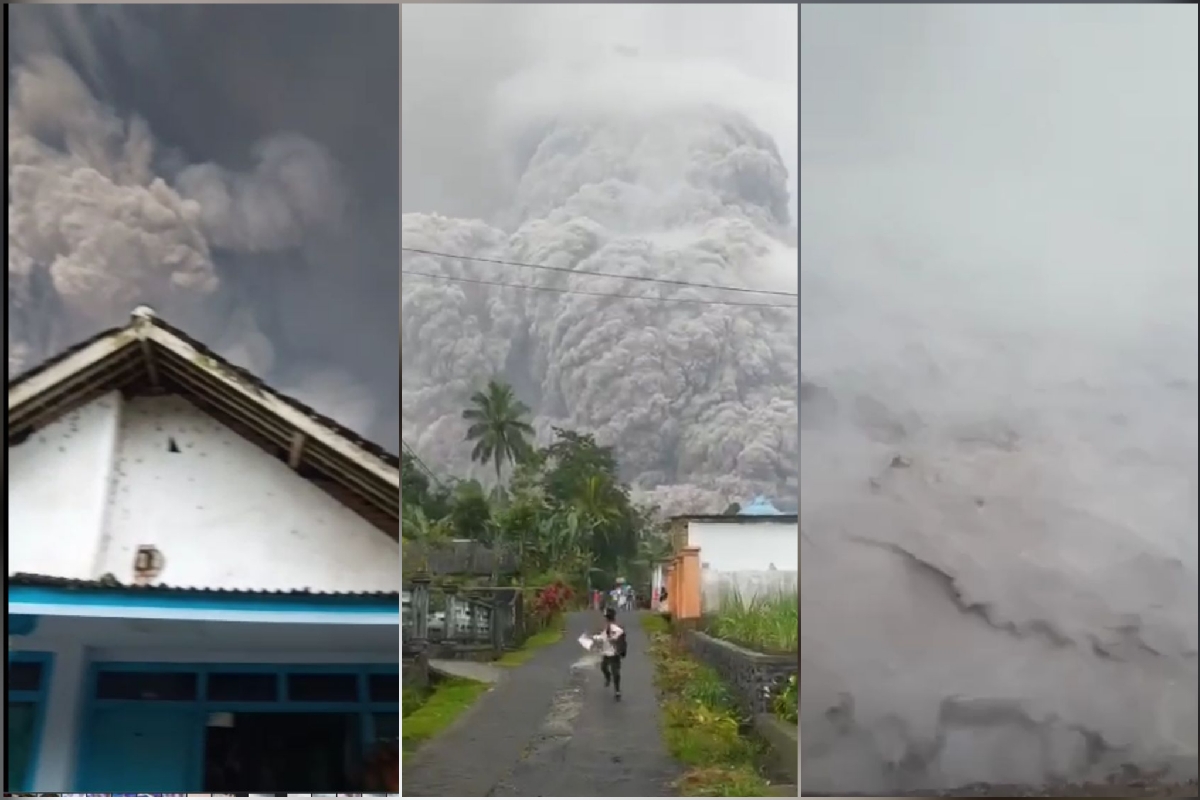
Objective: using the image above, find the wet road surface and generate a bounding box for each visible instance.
[403,610,680,797]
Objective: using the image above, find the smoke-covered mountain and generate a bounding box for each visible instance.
[401,105,798,514]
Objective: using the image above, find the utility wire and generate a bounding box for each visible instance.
[401,246,797,299]
[401,438,446,492]
[402,268,798,310]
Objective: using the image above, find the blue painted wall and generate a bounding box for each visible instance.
[6,651,55,792]
[74,662,398,792]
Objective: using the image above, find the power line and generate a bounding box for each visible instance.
[402,268,799,310]
[401,438,446,492]
[401,246,797,299]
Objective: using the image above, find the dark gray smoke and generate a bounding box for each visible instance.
[801,6,1198,793]
[7,5,400,449]
[400,6,798,513]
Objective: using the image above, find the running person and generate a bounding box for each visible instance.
[593,606,626,699]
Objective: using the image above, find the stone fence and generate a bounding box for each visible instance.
[680,628,797,715]
[402,575,526,661]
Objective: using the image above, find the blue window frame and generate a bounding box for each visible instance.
[77,662,399,791]
[7,651,54,792]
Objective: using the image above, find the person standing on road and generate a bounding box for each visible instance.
[593,606,626,700]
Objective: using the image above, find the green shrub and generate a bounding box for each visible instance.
[772,674,798,724]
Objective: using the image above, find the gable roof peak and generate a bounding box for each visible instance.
[9,308,399,536]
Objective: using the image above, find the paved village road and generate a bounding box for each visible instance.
[403,611,681,797]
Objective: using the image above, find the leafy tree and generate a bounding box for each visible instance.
[493,484,549,572]
[463,380,535,485]
[420,395,672,596]
[447,480,494,543]
[402,450,452,520]
[401,503,451,543]
[541,428,620,504]
[722,501,741,515]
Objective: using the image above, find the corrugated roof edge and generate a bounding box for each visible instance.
[7,313,398,469]
[149,315,398,468]
[667,514,799,523]
[7,325,125,389]
[8,572,400,599]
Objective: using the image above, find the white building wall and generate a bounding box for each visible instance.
[97,395,398,592]
[8,392,399,593]
[8,393,122,579]
[687,520,798,611]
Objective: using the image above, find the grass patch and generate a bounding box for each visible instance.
[642,612,671,636]
[401,677,490,759]
[644,613,774,797]
[675,766,778,797]
[707,586,798,654]
[403,684,431,718]
[495,616,565,667]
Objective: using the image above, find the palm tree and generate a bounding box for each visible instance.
[463,380,535,486]
[572,474,625,571]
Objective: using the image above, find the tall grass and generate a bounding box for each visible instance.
[707,585,798,654]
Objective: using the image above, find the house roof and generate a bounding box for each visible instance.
[739,495,783,515]
[8,572,400,600]
[669,495,797,524]
[668,513,798,524]
[8,307,398,538]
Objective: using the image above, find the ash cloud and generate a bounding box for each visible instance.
[801,6,1197,793]
[401,5,798,513]
[7,5,399,450]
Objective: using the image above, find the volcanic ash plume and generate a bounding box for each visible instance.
[402,94,798,513]
[7,53,375,438]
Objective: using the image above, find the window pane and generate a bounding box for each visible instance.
[8,661,44,692]
[95,670,198,701]
[207,672,278,702]
[367,673,399,703]
[286,673,358,703]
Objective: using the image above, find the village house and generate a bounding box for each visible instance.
[655,496,798,617]
[6,307,400,793]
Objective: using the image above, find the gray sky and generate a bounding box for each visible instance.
[801,5,1197,792]
[402,3,797,222]
[8,5,400,449]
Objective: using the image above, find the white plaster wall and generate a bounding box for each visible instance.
[7,393,122,578]
[96,395,399,592]
[688,521,799,611]
[687,521,798,572]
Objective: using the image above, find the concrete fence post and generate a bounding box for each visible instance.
[443,584,459,642]
[679,545,702,620]
[411,573,431,647]
[489,594,504,652]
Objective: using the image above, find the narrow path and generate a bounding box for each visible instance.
[403,611,680,797]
